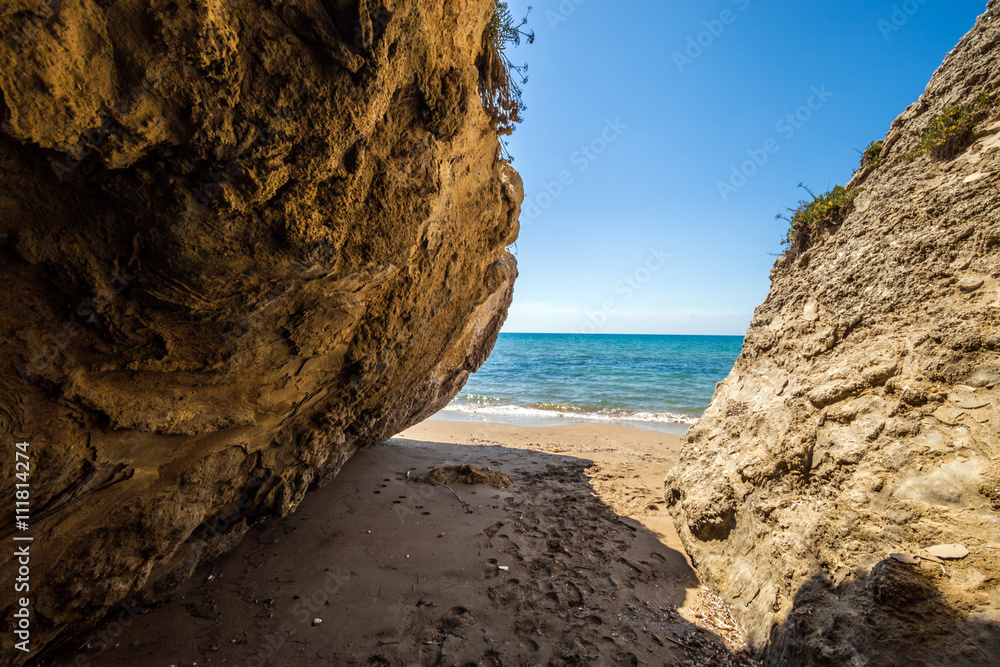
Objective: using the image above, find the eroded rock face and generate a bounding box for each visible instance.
[0,0,518,660]
[667,3,1000,665]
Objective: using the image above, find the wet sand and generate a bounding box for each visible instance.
[40,421,756,666]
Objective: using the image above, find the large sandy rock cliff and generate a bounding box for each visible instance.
[0,0,519,660]
[668,3,1000,665]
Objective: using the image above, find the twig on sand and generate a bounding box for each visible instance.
[406,470,471,511]
[424,479,470,510]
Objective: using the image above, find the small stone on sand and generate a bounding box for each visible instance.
[958,277,985,292]
[890,553,920,565]
[925,544,969,560]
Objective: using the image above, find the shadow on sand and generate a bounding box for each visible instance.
[29,438,998,667]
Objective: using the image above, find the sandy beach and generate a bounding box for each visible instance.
[38,421,756,667]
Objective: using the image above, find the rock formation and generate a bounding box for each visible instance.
[667,3,1000,665]
[0,0,519,660]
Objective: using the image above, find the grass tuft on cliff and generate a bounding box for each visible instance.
[479,2,534,155]
[861,139,883,169]
[779,183,861,248]
[852,139,883,178]
[915,93,997,159]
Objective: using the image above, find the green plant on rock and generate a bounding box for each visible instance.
[778,183,861,247]
[478,2,534,157]
[861,139,883,169]
[852,139,883,177]
[916,93,997,160]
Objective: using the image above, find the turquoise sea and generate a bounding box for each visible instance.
[434,333,744,434]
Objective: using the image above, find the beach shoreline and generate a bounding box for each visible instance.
[429,408,694,435]
[39,420,757,667]
[440,332,742,437]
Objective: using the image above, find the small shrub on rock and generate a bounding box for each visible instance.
[917,93,997,159]
[861,139,883,169]
[779,183,861,248]
[478,2,534,153]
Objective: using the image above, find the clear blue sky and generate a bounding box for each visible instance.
[498,0,987,335]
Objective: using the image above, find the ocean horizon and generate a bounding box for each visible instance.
[433,332,745,434]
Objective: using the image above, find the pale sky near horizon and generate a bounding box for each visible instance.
[498,0,988,336]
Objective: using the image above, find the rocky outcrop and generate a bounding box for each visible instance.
[667,3,1000,665]
[0,0,518,660]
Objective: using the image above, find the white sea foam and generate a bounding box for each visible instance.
[439,400,699,426]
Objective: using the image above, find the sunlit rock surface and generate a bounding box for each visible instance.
[0,0,519,660]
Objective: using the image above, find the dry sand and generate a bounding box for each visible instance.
[39,421,757,666]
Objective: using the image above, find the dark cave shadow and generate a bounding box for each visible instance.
[31,439,758,667]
